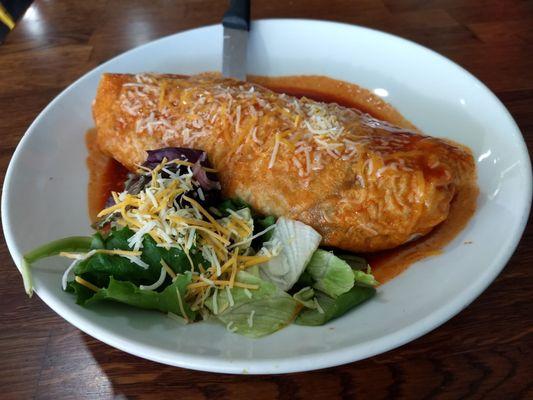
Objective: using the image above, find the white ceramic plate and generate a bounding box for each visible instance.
[2,20,531,374]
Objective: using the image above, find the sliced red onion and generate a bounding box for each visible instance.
[100,147,221,223]
[192,161,222,191]
[143,147,206,169]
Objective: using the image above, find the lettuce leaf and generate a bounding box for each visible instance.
[74,274,195,320]
[65,280,95,305]
[258,217,322,291]
[217,198,277,247]
[354,269,379,287]
[254,215,276,244]
[22,236,93,297]
[292,286,316,309]
[305,250,355,298]
[205,271,301,338]
[217,207,254,251]
[74,227,201,288]
[295,284,376,326]
[338,254,368,270]
[292,250,378,325]
[217,198,251,215]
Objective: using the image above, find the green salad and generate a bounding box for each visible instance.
[22,147,377,337]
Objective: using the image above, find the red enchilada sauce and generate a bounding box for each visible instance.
[87,75,477,284]
[86,129,129,222]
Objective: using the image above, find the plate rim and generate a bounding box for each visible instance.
[2,18,532,374]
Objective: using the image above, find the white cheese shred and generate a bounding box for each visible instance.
[212,288,219,315]
[123,255,150,269]
[61,259,81,291]
[226,321,238,333]
[140,266,167,291]
[247,310,255,328]
[127,221,157,251]
[167,312,187,325]
[225,286,234,307]
[314,298,325,314]
[268,137,280,169]
[176,286,189,323]
[60,249,98,290]
[228,224,276,249]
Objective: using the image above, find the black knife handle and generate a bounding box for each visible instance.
[222,0,250,31]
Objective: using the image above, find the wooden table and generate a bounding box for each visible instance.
[1,1,531,399]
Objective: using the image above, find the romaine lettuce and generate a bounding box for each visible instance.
[293,286,316,309]
[74,227,200,288]
[21,236,93,296]
[295,285,376,326]
[306,250,355,298]
[258,217,321,291]
[205,271,301,338]
[76,274,195,320]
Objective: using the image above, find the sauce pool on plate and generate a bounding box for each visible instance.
[86,75,477,284]
[86,129,129,222]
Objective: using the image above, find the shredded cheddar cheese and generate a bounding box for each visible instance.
[74,276,100,292]
[85,156,274,314]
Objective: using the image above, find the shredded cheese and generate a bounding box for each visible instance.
[314,298,325,314]
[74,276,100,292]
[241,255,272,269]
[247,310,255,328]
[60,249,143,259]
[176,286,189,323]
[62,259,81,290]
[182,196,230,236]
[90,154,275,322]
[167,312,187,325]
[226,321,238,333]
[226,286,234,307]
[119,73,417,183]
[212,288,219,315]
[168,159,218,172]
[161,259,176,280]
[140,267,167,291]
[228,224,276,249]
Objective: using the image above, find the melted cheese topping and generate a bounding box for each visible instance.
[117,73,427,181]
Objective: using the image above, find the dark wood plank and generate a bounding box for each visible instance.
[0,1,531,399]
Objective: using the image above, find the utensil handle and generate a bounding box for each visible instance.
[222,0,250,31]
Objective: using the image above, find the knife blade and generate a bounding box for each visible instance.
[222,0,250,81]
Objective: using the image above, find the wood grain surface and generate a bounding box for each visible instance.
[1,1,532,399]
